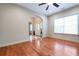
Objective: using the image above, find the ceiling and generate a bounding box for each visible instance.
[18,3,79,16]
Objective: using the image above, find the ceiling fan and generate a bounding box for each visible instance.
[38,3,59,10]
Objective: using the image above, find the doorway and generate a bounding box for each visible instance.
[29,16,43,40]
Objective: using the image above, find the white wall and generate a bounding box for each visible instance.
[0,3,48,47]
[41,15,48,37]
[48,5,79,43]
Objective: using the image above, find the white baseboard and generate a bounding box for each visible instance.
[1,36,78,48]
[48,36,79,43]
[0,40,29,48]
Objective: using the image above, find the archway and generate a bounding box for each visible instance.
[29,15,43,37]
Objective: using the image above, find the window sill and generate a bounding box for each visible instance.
[54,33,79,36]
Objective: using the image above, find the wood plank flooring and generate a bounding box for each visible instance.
[0,37,79,56]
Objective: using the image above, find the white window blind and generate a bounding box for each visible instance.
[54,15,78,34]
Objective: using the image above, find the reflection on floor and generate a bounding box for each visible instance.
[0,36,79,56]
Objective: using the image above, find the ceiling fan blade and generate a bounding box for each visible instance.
[53,3,59,7]
[46,5,49,10]
[39,3,46,6]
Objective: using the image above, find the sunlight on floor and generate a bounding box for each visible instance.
[54,43,77,56]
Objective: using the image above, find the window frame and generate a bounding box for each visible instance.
[53,14,79,36]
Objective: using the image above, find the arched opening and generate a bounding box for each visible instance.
[29,15,43,39]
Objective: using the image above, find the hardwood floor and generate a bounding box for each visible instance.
[0,36,79,56]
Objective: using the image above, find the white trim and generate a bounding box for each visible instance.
[49,36,79,43]
[0,40,29,48]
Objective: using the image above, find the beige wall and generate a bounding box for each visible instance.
[0,3,48,47]
[48,5,79,43]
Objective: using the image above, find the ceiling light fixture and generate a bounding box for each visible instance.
[47,2,52,5]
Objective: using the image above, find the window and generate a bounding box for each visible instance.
[36,24,40,30]
[54,15,78,35]
[30,24,32,31]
